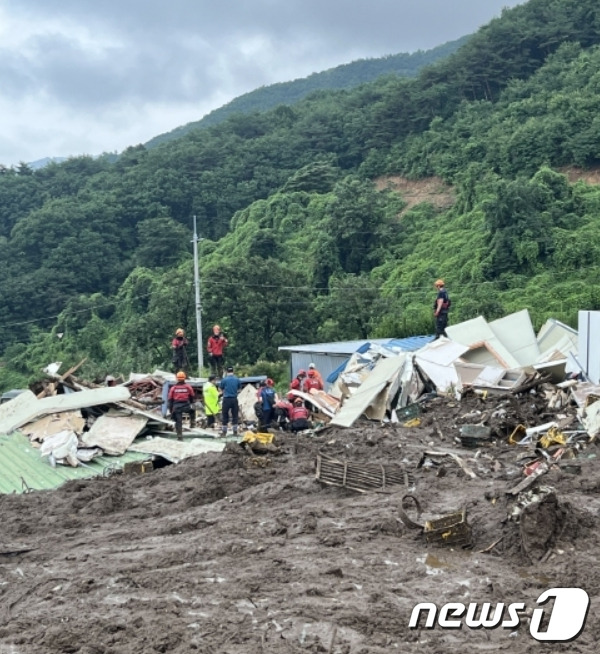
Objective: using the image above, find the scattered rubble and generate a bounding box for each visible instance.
[0,366,234,492]
[0,309,599,650]
[0,404,598,652]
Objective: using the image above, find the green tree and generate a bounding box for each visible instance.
[201,257,314,363]
[315,274,381,341]
[135,214,192,268]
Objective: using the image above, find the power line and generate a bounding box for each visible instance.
[0,270,594,332]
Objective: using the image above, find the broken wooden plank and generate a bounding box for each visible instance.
[510,374,551,395]
[59,358,88,380]
[506,462,549,495]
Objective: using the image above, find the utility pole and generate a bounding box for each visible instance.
[192,215,204,375]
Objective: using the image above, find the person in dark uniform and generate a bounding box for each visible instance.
[433,279,451,339]
[257,378,277,430]
[171,328,189,373]
[219,366,241,437]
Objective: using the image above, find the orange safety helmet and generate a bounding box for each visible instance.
[176,371,186,380]
[434,279,445,288]
[175,328,184,336]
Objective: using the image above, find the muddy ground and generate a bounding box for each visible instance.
[1,391,599,653]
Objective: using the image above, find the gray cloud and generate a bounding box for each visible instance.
[0,0,525,165]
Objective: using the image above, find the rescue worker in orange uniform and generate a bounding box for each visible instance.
[308,363,324,387]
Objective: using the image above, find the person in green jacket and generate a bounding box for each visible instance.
[203,374,220,428]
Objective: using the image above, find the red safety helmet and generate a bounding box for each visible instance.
[266,378,274,386]
[298,369,306,377]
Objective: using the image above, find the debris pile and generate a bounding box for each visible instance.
[315,309,580,430]
[1,410,599,651]
[0,364,230,493]
[0,310,599,651]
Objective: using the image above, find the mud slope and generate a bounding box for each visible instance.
[1,400,599,653]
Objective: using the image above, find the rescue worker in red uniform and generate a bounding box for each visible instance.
[289,370,306,392]
[274,398,293,431]
[207,324,228,378]
[302,369,324,393]
[289,398,311,433]
[168,371,196,440]
[287,370,307,401]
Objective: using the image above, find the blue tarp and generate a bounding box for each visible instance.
[325,336,434,384]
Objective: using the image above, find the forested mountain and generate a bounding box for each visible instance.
[145,36,469,148]
[2,0,600,387]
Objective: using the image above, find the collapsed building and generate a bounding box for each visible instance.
[0,367,265,494]
[1,308,598,499]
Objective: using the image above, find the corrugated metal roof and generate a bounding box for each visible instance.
[386,335,435,352]
[279,336,434,356]
[0,432,151,495]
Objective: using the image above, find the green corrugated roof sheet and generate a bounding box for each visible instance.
[0,431,151,494]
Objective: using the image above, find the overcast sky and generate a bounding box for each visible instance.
[0,0,525,166]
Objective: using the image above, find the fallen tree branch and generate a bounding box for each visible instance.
[477,536,504,554]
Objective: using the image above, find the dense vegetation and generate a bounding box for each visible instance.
[2,0,600,388]
[145,36,469,148]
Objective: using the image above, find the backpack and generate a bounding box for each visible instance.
[253,401,264,420]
